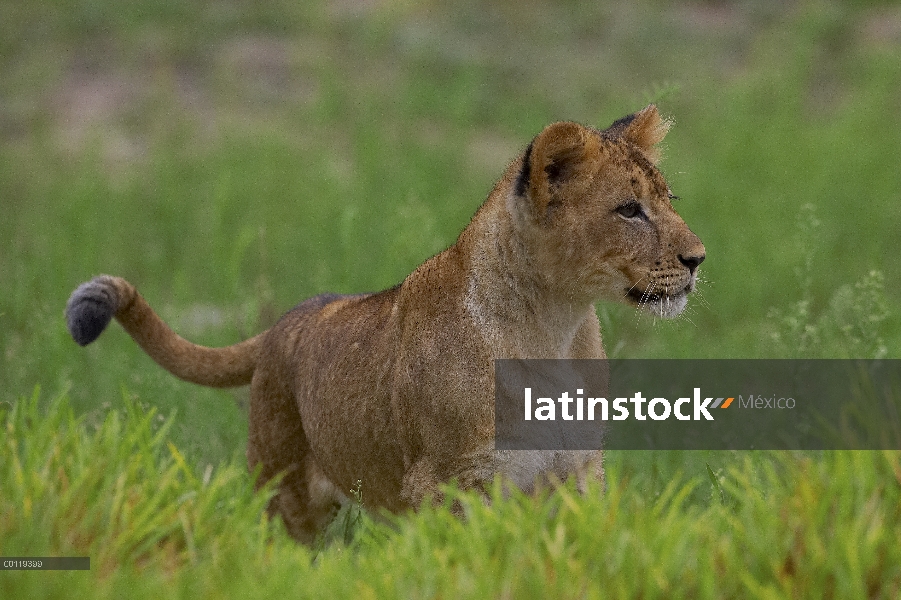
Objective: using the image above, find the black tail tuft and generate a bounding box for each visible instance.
[65,278,118,346]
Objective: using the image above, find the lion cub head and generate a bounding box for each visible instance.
[510,105,705,317]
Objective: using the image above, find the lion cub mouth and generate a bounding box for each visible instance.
[625,283,693,318]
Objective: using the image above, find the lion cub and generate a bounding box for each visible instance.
[66,105,704,542]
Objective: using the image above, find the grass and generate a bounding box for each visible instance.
[1,0,900,596]
[3,391,900,597]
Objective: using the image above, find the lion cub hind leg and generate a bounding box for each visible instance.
[399,452,498,510]
[249,427,347,543]
[264,454,347,544]
[399,450,605,512]
[247,364,347,543]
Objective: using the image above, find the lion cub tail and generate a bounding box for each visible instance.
[65,275,263,388]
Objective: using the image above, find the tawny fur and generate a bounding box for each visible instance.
[65,105,705,543]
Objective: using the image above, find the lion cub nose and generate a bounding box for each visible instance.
[678,253,705,274]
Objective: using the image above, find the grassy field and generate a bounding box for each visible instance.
[2,0,900,596]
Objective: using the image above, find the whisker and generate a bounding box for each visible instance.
[633,281,655,325]
[625,275,648,298]
[691,275,713,310]
[678,312,697,327]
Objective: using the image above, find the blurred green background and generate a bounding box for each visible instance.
[1,0,899,465]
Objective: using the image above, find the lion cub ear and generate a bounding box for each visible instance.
[517,121,600,224]
[603,104,671,163]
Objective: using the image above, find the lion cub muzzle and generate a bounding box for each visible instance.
[628,240,705,318]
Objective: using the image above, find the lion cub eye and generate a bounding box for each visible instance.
[615,201,645,220]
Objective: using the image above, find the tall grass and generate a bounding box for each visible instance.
[0,389,281,574]
[3,391,900,597]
